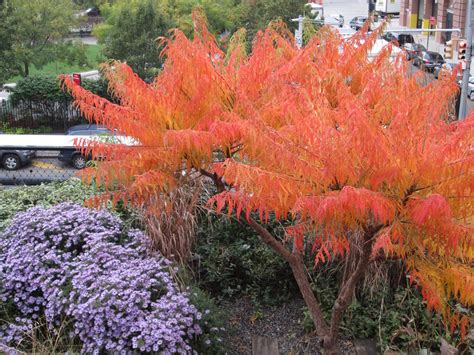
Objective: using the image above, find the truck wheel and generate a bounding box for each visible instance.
[72,154,87,169]
[2,154,21,171]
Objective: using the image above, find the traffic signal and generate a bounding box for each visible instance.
[444,40,453,59]
[458,39,467,60]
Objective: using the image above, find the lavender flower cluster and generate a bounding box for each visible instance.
[0,203,202,353]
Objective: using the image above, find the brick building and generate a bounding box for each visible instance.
[399,0,468,43]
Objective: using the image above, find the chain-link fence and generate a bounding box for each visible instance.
[0,149,78,185]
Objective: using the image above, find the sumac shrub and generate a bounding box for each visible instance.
[0,203,202,353]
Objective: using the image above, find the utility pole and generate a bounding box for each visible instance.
[459,0,473,120]
[293,15,304,49]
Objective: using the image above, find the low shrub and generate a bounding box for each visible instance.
[194,213,297,306]
[0,203,203,353]
[0,179,140,231]
[0,179,95,230]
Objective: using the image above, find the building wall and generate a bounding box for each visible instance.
[400,0,468,43]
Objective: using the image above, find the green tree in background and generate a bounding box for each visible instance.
[165,0,244,36]
[101,0,173,79]
[94,0,305,78]
[0,0,15,84]
[2,0,87,77]
[240,0,304,40]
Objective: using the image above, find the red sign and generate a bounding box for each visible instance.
[430,16,437,26]
[72,73,81,86]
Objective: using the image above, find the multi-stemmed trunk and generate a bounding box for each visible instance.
[204,170,379,353]
[247,217,377,354]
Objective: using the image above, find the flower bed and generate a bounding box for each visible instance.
[0,203,202,353]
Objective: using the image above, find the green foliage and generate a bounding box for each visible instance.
[1,0,86,77]
[239,0,303,40]
[0,179,97,230]
[187,286,227,353]
[94,0,304,76]
[0,0,15,84]
[4,44,105,83]
[0,122,53,134]
[194,213,297,306]
[10,75,113,103]
[165,0,244,36]
[100,0,173,79]
[301,268,459,352]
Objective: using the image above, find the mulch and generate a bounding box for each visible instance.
[220,297,356,354]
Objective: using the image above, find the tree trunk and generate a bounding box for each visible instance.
[246,218,338,353]
[244,216,379,355]
[288,253,330,338]
[23,61,29,77]
[323,230,375,351]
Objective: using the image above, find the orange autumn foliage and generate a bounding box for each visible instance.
[63,12,474,336]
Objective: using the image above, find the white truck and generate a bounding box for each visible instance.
[375,0,400,16]
[0,134,135,170]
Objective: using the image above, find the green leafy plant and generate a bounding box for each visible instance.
[194,213,297,306]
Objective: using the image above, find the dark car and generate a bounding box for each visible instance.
[349,16,369,31]
[382,32,415,47]
[0,131,36,170]
[413,51,445,72]
[402,43,426,60]
[58,124,112,169]
[0,150,36,170]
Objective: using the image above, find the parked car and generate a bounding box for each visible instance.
[59,124,111,169]
[329,13,344,27]
[402,43,426,60]
[413,51,445,72]
[349,16,369,31]
[382,32,415,47]
[58,149,89,169]
[457,77,474,100]
[434,63,457,79]
[66,124,111,136]
[0,131,36,170]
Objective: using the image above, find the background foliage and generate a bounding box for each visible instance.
[1,0,87,78]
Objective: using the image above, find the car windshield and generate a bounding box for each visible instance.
[400,35,414,43]
[431,53,443,60]
[67,129,110,136]
[413,44,425,51]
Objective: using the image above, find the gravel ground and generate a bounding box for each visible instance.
[220,297,356,355]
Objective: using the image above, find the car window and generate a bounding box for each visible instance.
[423,52,431,60]
[400,34,414,43]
